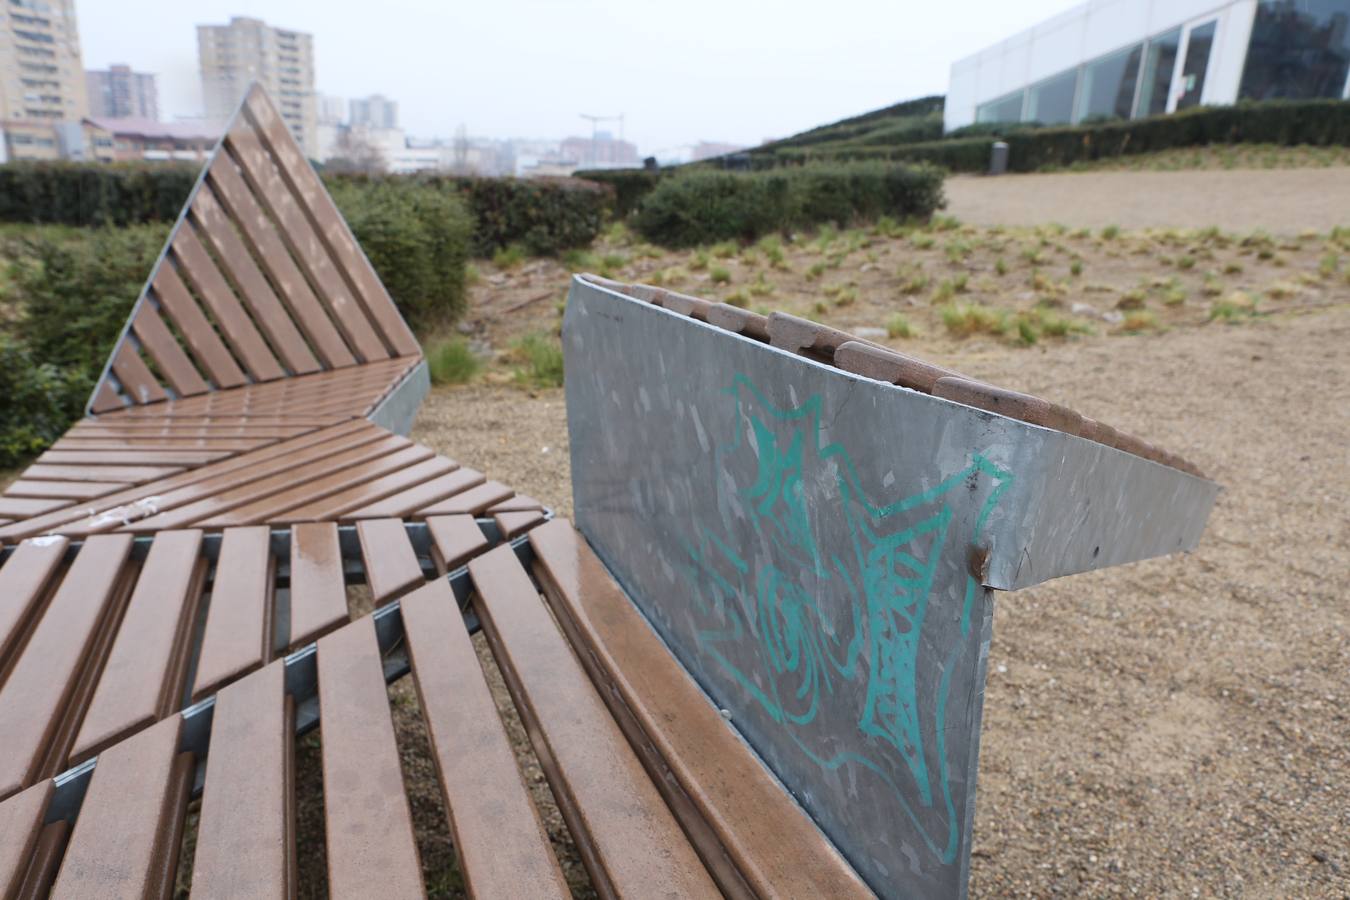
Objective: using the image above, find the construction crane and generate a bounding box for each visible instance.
[579,112,624,166]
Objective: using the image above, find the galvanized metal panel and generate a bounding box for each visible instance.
[562,277,1217,898]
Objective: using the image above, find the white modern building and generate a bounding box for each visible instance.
[945,0,1350,131]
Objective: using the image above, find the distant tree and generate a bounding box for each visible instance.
[325,128,386,174]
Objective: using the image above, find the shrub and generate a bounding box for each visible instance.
[886,313,916,339]
[492,244,526,269]
[10,224,166,372]
[328,178,472,332]
[940,304,1007,337]
[573,168,663,217]
[0,162,197,227]
[632,162,945,248]
[425,338,479,385]
[512,332,565,388]
[0,333,91,467]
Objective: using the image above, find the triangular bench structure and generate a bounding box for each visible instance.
[0,85,1219,899]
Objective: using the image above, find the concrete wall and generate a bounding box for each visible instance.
[946,0,1258,130]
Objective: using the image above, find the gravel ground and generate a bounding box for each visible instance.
[413,303,1349,898]
[945,168,1350,234]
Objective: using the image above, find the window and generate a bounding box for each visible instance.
[977,91,1025,124]
[1078,43,1144,121]
[1027,69,1077,124]
[1135,30,1180,117]
[1177,21,1217,109]
[1240,0,1350,99]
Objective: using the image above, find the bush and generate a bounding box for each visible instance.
[632,162,945,248]
[10,224,166,372]
[0,334,90,468]
[573,168,664,217]
[0,162,197,227]
[328,178,472,333]
[512,332,564,388]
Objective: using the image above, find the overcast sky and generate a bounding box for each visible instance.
[78,0,1076,153]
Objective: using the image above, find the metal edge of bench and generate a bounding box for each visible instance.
[31,513,553,829]
[365,359,430,437]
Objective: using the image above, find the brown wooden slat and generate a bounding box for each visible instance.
[131,303,210,398]
[244,88,421,358]
[191,662,294,897]
[172,224,285,382]
[90,380,124,413]
[343,467,485,520]
[36,449,230,467]
[110,343,167,406]
[415,480,514,517]
[3,421,375,542]
[151,263,247,389]
[18,464,184,484]
[288,521,347,649]
[356,517,423,605]
[71,530,205,762]
[529,520,874,899]
[0,534,134,800]
[494,510,546,539]
[0,781,51,898]
[225,123,390,363]
[0,536,67,669]
[316,618,424,897]
[200,441,430,527]
[488,495,544,513]
[0,496,67,518]
[192,182,322,375]
[51,715,190,898]
[124,429,403,532]
[54,437,271,452]
[400,580,569,899]
[468,544,719,898]
[425,515,488,573]
[191,526,273,701]
[282,455,455,524]
[4,480,131,500]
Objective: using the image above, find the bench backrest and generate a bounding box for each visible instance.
[562,275,1218,898]
[88,84,420,415]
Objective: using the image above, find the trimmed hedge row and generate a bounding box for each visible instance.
[0,163,612,257]
[762,99,1350,173]
[632,162,945,248]
[573,168,663,218]
[0,162,198,227]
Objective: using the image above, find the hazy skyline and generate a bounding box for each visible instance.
[79,0,1078,152]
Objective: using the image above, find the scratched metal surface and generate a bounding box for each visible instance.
[563,278,1217,898]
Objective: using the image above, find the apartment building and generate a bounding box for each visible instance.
[197,16,317,158]
[349,93,398,129]
[0,0,88,160]
[86,64,158,119]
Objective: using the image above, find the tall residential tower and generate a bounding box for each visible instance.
[197,16,317,157]
[86,64,158,119]
[0,0,88,160]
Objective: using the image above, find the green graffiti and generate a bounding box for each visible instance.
[679,373,1013,865]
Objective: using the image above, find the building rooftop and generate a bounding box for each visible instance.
[84,117,223,142]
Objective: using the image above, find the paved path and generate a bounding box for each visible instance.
[945,167,1350,234]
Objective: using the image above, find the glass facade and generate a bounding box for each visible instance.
[1177,21,1218,109]
[1239,0,1350,100]
[976,91,1023,124]
[1026,70,1078,124]
[1136,29,1181,116]
[1078,44,1144,121]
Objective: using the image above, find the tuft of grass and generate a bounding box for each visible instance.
[561,248,598,271]
[710,241,738,259]
[1222,260,1244,275]
[426,338,479,385]
[757,235,788,268]
[1319,252,1340,278]
[805,261,827,281]
[1176,254,1197,269]
[994,257,1008,276]
[1265,281,1297,299]
[600,251,628,271]
[689,250,710,271]
[1116,288,1148,310]
[1100,225,1120,240]
[929,214,960,232]
[604,220,633,244]
[464,263,480,286]
[813,300,830,315]
[1120,310,1160,333]
[1209,291,1259,323]
[833,285,858,306]
[710,266,731,285]
[886,313,916,339]
[492,243,527,269]
[723,289,749,308]
[512,332,565,388]
[910,233,936,250]
[1069,259,1083,277]
[748,273,775,297]
[899,273,930,295]
[1163,285,1187,306]
[1201,273,1224,296]
[940,303,1007,338]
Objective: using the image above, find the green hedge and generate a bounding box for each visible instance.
[632,162,945,247]
[573,168,663,217]
[0,162,198,227]
[0,334,91,468]
[328,178,472,331]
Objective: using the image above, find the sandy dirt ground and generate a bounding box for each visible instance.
[945,168,1350,234]
[414,302,1349,898]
